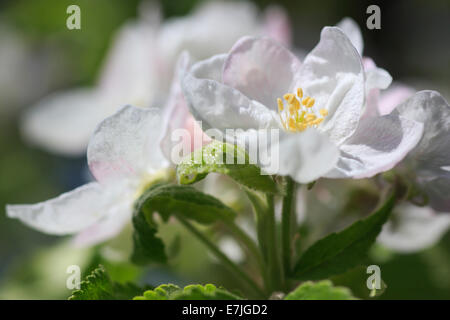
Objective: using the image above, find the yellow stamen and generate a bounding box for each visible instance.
[302,96,310,106]
[312,118,324,125]
[288,118,297,131]
[305,114,317,122]
[284,93,295,103]
[277,98,284,112]
[306,98,315,108]
[289,104,297,116]
[277,87,327,133]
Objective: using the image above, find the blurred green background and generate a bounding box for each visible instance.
[0,0,449,299]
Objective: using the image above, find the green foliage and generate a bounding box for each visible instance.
[291,191,396,280]
[134,283,242,300]
[176,141,279,194]
[284,280,355,300]
[69,265,146,300]
[131,183,236,265]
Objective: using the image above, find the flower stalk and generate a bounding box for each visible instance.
[281,176,297,278]
[175,214,265,299]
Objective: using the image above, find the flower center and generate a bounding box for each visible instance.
[277,87,328,132]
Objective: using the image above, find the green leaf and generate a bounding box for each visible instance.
[69,265,147,300]
[131,183,236,265]
[134,284,181,300]
[291,190,396,280]
[284,280,355,300]
[176,141,279,194]
[134,283,242,300]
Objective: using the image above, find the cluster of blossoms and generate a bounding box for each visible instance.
[5,3,450,257]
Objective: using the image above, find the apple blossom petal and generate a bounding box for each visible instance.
[72,198,134,247]
[262,5,292,47]
[222,37,301,108]
[378,83,415,116]
[397,91,450,177]
[326,112,423,178]
[182,54,279,132]
[377,204,450,252]
[159,53,192,160]
[336,17,363,55]
[159,53,211,162]
[158,1,261,67]
[295,27,365,146]
[98,21,159,107]
[87,105,168,184]
[6,182,116,235]
[361,57,393,118]
[265,129,340,184]
[363,58,392,95]
[21,89,112,156]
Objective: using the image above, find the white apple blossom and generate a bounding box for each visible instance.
[6,52,209,246]
[393,91,450,213]
[336,19,450,250]
[182,27,423,183]
[20,1,291,156]
[378,203,450,252]
[8,105,167,246]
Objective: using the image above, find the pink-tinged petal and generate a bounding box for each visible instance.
[72,198,133,247]
[295,27,364,145]
[326,112,423,179]
[21,88,111,156]
[265,129,340,183]
[364,58,392,92]
[262,5,292,47]
[222,36,301,108]
[378,204,450,252]
[362,57,393,118]
[378,83,415,115]
[159,53,212,162]
[6,182,114,235]
[336,17,363,55]
[397,91,450,177]
[87,105,167,184]
[182,54,278,132]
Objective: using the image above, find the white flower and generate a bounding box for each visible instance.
[182,27,423,183]
[394,91,450,213]
[20,1,291,156]
[6,52,210,246]
[378,203,450,252]
[8,105,168,246]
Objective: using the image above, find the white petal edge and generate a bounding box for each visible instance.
[326,112,424,179]
[222,36,301,108]
[377,204,450,253]
[87,105,168,184]
[336,17,364,55]
[182,53,278,133]
[6,182,114,235]
[295,27,365,146]
[397,90,450,176]
[264,129,340,184]
[21,88,111,156]
[72,198,133,247]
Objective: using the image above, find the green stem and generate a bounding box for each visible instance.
[281,177,296,277]
[266,194,283,292]
[245,190,283,294]
[223,220,264,272]
[175,214,265,298]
